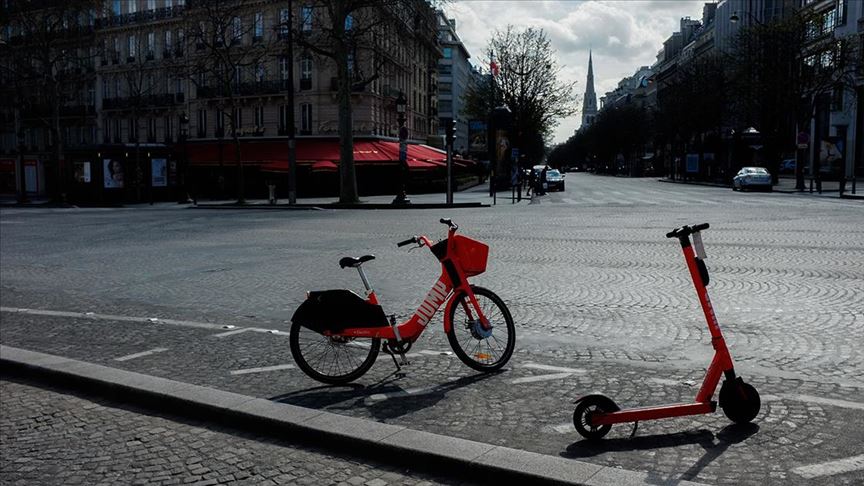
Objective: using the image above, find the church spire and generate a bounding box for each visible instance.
[582,50,597,130]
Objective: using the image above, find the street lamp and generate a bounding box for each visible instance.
[392,92,410,204]
[285,0,297,205]
[179,112,193,204]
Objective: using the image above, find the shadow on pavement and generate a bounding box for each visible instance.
[269,371,501,419]
[562,423,759,479]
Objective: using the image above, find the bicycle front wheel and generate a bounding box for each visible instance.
[289,322,380,384]
[446,286,515,372]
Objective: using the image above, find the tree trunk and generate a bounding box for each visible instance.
[234,133,244,204]
[51,83,65,203]
[336,45,358,203]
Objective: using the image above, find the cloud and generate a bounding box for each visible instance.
[445,0,706,143]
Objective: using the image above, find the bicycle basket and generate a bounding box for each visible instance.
[453,235,489,276]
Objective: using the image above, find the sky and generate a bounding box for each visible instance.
[444,0,709,144]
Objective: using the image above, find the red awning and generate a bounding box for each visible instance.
[187,139,475,172]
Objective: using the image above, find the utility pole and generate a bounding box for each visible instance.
[446,118,455,205]
[286,0,297,204]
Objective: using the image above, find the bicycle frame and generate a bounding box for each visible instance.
[327,227,489,342]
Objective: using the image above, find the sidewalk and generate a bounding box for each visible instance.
[658,176,864,200]
[1,345,705,486]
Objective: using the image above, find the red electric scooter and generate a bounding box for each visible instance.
[573,223,760,440]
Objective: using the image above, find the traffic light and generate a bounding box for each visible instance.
[446,118,457,146]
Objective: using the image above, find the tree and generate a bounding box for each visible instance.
[462,26,578,165]
[289,0,436,203]
[184,0,275,204]
[731,10,861,186]
[0,0,100,202]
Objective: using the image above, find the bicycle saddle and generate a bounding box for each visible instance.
[339,255,375,268]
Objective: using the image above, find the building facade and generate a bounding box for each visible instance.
[435,11,473,154]
[0,0,442,200]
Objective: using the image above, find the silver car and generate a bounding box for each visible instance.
[733,167,772,192]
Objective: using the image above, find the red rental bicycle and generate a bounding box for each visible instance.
[290,218,516,384]
[572,223,760,439]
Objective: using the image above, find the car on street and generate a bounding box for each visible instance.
[545,169,565,191]
[780,159,796,173]
[733,167,772,191]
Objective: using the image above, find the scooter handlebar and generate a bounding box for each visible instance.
[666,223,709,238]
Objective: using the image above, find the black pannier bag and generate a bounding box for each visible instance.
[292,289,389,334]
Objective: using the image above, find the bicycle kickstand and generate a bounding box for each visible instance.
[386,315,410,371]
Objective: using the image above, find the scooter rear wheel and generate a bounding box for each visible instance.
[719,378,761,424]
[573,395,620,440]
[289,321,380,384]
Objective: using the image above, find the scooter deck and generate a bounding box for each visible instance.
[593,401,717,425]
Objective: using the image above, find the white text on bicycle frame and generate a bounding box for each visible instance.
[415,280,449,327]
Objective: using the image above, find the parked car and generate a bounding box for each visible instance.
[545,169,565,191]
[733,167,772,191]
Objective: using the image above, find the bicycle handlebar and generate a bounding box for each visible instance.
[666,223,709,239]
[397,237,417,247]
[440,218,458,231]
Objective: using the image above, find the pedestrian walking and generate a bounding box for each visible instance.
[527,168,535,197]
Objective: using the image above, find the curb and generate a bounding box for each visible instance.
[0,345,705,486]
[194,202,489,210]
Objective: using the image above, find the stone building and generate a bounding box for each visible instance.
[0,0,444,201]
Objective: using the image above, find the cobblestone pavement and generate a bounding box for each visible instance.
[1,174,862,485]
[0,377,474,486]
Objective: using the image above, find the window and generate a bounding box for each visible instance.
[147,32,155,59]
[831,85,844,111]
[128,118,137,142]
[102,78,110,99]
[442,47,452,59]
[215,110,225,136]
[166,0,173,7]
[347,53,355,77]
[128,35,137,60]
[300,103,312,133]
[345,14,353,31]
[197,109,207,137]
[148,118,156,141]
[301,6,313,31]
[255,63,265,82]
[176,29,184,55]
[234,66,242,85]
[838,0,847,25]
[279,104,290,134]
[279,8,289,37]
[164,115,173,141]
[300,57,312,89]
[439,64,452,75]
[439,82,452,94]
[232,107,242,133]
[104,118,112,143]
[254,105,264,127]
[113,119,121,142]
[232,16,242,42]
[112,0,121,15]
[114,78,121,97]
[147,0,155,11]
[164,30,172,55]
[254,12,264,40]
[128,0,137,14]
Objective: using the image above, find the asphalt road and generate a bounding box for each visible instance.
[1,173,862,485]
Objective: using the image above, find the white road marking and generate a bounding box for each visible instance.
[214,328,256,338]
[230,364,295,375]
[511,372,575,384]
[791,454,864,479]
[521,363,585,374]
[548,423,574,434]
[1,307,228,331]
[780,394,864,411]
[114,348,168,362]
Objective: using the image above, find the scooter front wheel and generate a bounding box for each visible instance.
[719,378,761,424]
[573,395,620,440]
[289,321,380,384]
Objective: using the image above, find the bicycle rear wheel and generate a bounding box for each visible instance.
[446,286,515,372]
[289,322,380,384]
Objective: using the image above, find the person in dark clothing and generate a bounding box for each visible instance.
[526,168,536,197]
[539,167,548,195]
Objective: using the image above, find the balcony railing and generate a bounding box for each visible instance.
[94,5,185,29]
[195,80,290,99]
[102,94,183,109]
